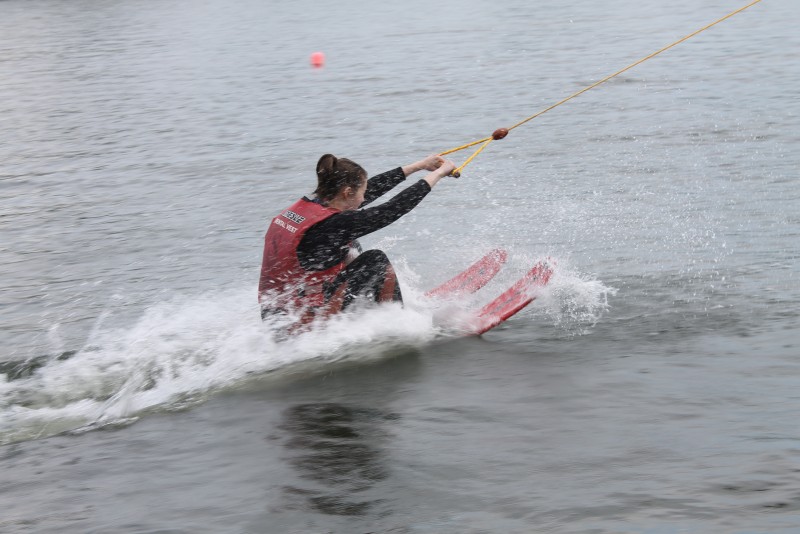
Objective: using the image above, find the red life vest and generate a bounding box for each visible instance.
[258,198,346,314]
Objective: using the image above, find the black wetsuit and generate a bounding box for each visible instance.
[297,167,431,309]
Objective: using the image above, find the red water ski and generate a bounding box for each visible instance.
[466,259,554,335]
[425,248,508,299]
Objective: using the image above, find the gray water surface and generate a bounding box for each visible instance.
[1,0,799,532]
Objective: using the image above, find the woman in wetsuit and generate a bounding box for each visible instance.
[259,153,456,325]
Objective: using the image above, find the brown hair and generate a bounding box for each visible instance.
[315,154,367,202]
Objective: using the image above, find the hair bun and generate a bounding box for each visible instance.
[316,154,338,178]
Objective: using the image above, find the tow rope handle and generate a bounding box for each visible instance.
[441,128,508,178]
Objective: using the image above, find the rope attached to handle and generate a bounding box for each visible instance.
[440,0,764,177]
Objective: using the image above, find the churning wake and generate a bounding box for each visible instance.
[0,255,613,445]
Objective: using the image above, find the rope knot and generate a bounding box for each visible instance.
[492,128,509,140]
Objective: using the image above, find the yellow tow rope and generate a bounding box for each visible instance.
[441,0,764,177]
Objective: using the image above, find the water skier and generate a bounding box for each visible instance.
[259,153,457,328]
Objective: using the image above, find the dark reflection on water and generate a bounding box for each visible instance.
[279,402,399,516]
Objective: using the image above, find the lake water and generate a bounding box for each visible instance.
[1,0,798,532]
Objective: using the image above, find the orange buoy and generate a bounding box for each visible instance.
[310,51,325,68]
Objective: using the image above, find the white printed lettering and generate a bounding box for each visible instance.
[273,218,297,233]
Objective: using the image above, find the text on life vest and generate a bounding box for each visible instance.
[273,218,298,233]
